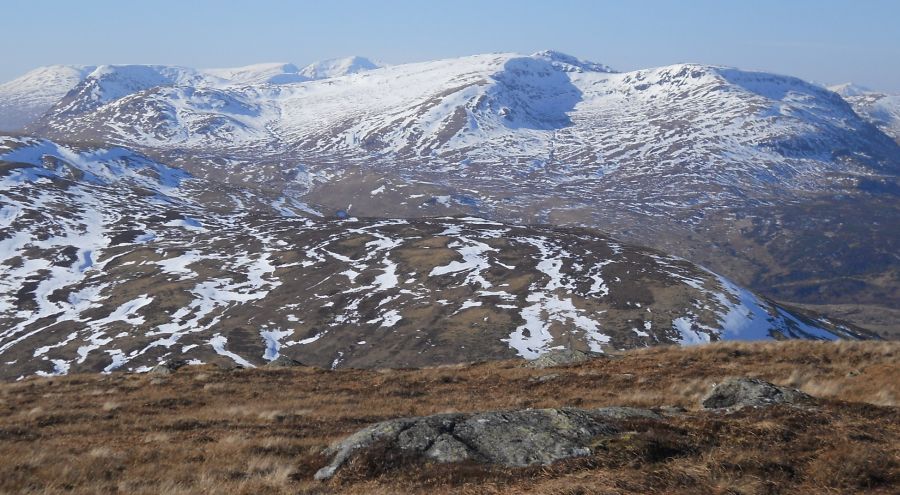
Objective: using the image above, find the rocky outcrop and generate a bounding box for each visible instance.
[148,360,189,375]
[314,407,661,480]
[525,349,597,369]
[702,378,812,409]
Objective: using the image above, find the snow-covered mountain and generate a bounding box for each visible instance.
[46,65,214,123]
[12,54,896,186]
[30,52,900,236]
[2,51,899,337]
[0,65,96,131]
[0,56,383,131]
[0,135,868,378]
[30,52,898,197]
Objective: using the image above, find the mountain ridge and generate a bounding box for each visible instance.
[0,56,384,131]
[1,51,898,337]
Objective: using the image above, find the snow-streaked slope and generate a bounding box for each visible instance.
[865,94,900,142]
[0,136,189,195]
[0,65,96,131]
[0,135,868,378]
[273,56,898,188]
[2,57,381,132]
[18,54,900,316]
[43,65,217,122]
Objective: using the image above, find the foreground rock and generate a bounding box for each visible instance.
[702,378,812,409]
[315,407,661,480]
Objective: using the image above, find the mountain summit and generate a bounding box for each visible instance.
[298,56,381,79]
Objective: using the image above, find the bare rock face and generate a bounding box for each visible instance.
[701,378,812,409]
[314,407,662,480]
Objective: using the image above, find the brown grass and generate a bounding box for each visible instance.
[0,341,897,494]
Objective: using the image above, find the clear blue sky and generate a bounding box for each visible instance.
[4,0,899,91]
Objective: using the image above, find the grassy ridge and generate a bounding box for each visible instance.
[0,341,897,494]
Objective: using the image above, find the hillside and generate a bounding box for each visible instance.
[0,341,896,494]
[0,135,870,379]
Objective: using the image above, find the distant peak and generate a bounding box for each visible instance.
[20,64,96,76]
[216,62,300,72]
[828,82,872,97]
[0,64,96,87]
[86,64,199,81]
[299,56,381,80]
[202,63,306,85]
[531,50,615,73]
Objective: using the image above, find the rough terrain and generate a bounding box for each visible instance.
[1,136,870,379]
[0,341,897,494]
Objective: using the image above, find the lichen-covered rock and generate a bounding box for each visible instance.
[314,406,663,480]
[451,409,612,466]
[701,378,812,409]
[591,406,664,420]
[525,349,597,369]
[426,434,471,463]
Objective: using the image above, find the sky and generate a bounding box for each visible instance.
[3,0,899,91]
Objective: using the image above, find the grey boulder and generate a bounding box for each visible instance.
[148,360,189,375]
[525,349,596,368]
[315,406,661,480]
[702,377,812,409]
